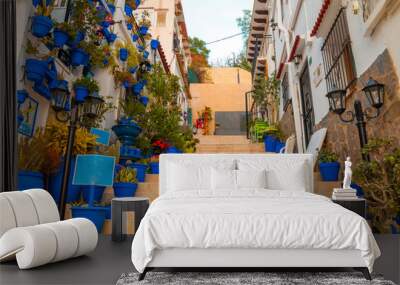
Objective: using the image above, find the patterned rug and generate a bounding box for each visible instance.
[117,271,396,285]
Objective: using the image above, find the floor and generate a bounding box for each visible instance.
[1,235,398,285]
[0,235,134,285]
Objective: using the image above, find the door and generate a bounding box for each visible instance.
[214,112,247,135]
[299,64,315,147]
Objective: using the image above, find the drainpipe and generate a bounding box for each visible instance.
[274,0,306,153]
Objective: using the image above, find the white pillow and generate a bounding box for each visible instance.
[237,159,308,191]
[236,169,267,189]
[167,160,236,192]
[167,163,211,191]
[211,168,237,190]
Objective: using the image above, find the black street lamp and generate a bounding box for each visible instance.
[51,84,105,220]
[326,77,385,161]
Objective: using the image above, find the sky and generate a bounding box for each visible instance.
[181,0,254,66]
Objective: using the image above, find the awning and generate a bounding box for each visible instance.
[310,0,343,38]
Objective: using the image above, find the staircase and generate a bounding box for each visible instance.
[195,135,265,154]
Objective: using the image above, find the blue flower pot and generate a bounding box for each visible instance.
[112,123,142,145]
[18,171,45,190]
[33,82,52,100]
[135,0,141,8]
[319,162,340,181]
[113,182,138,197]
[25,58,48,84]
[32,0,52,7]
[119,48,128,61]
[139,26,149,35]
[71,48,88,66]
[127,23,133,30]
[81,185,105,204]
[150,39,159,50]
[74,86,89,102]
[53,29,69,47]
[149,162,159,174]
[71,206,106,232]
[139,96,149,106]
[49,157,82,205]
[143,51,149,59]
[129,66,138,74]
[264,135,277,152]
[133,82,144,94]
[31,15,53,38]
[130,163,148,182]
[125,4,133,16]
[275,141,285,153]
[132,34,139,42]
[166,146,182,154]
[104,206,111,219]
[108,3,115,14]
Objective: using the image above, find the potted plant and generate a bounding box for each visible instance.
[129,158,148,182]
[113,167,138,197]
[353,138,400,234]
[112,118,142,146]
[53,22,73,48]
[318,149,340,181]
[71,201,107,232]
[25,58,51,84]
[113,69,134,88]
[31,1,54,38]
[274,129,286,153]
[46,123,99,204]
[263,125,279,152]
[137,10,151,35]
[70,42,90,67]
[149,155,159,174]
[73,77,99,102]
[150,39,160,50]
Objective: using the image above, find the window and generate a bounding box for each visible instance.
[281,73,290,110]
[321,8,356,92]
[157,10,167,27]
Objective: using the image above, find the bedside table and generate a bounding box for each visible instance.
[332,198,366,218]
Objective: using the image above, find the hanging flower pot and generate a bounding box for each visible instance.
[123,80,131,89]
[137,45,145,52]
[319,162,340,181]
[139,26,149,35]
[149,162,159,174]
[25,58,48,84]
[67,31,85,48]
[33,82,52,100]
[119,48,128,61]
[143,51,149,59]
[108,3,115,15]
[32,0,52,7]
[150,39,159,50]
[139,96,149,106]
[100,21,110,28]
[132,34,139,42]
[53,28,69,47]
[127,23,133,30]
[70,48,88,66]
[125,4,133,16]
[74,85,89,102]
[31,15,53,38]
[17,90,28,105]
[134,0,141,9]
[129,66,138,74]
[132,81,144,94]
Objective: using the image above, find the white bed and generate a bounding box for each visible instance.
[131,154,380,280]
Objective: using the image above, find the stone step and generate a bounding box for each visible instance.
[196,135,251,145]
[196,143,265,153]
[145,174,159,183]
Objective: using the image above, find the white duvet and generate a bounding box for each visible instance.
[131,190,380,273]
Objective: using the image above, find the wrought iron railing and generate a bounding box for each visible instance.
[321,8,356,92]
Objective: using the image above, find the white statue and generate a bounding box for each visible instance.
[343,157,353,190]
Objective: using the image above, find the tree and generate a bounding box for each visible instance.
[189,37,210,60]
[236,9,252,46]
[225,52,252,72]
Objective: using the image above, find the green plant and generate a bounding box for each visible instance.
[73,77,99,93]
[115,167,137,183]
[34,0,54,16]
[120,96,145,123]
[353,138,400,233]
[138,10,152,27]
[318,149,339,163]
[18,129,48,172]
[113,69,135,86]
[253,74,280,110]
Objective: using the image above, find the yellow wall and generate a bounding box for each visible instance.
[190,68,252,134]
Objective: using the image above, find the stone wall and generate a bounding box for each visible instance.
[315,49,400,163]
[278,101,296,139]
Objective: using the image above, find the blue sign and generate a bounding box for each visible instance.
[90,128,111,145]
[73,155,115,187]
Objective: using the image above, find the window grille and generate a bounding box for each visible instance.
[321,8,357,92]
